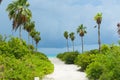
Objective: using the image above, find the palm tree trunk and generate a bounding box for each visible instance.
[98,24,101,53]
[19,26,22,39]
[32,38,34,46]
[36,43,37,51]
[81,36,84,53]
[11,30,14,36]
[72,41,74,52]
[28,33,30,44]
[67,39,69,52]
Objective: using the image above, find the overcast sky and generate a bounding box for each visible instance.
[0,0,120,55]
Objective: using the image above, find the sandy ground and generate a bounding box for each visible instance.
[43,58,88,80]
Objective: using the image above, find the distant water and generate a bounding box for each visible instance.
[45,53,57,58]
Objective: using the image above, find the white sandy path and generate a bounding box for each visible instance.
[43,58,88,80]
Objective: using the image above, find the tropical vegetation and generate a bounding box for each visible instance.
[0,35,54,79]
[77,24,87,53]
[0,0,54,79]
[94,13,102,53]
[57,44,120,79]
[1,0,120,79]
[64,31,69,52]
[69,32,75,52]
[6,0,32,39]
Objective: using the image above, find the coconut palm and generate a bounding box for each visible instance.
[0,0,2,4]
[30,29,36,45]
[6,0,32,39]
[77,24,87,53]
[117,23,120,36]
[69,32,75,52]
[34,31,41,51]
[64,31,69,52]
[94,13,102,53]
[24,20,35,44]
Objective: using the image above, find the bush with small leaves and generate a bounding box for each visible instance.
[57,51,79,64]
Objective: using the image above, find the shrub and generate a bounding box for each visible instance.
[86,45,120,80]
[57,51,79,64]
[86,56,104,80]
[8,37,30,59]
[0,35,54,79]
[75,53,95,71]
[57,53,64,60]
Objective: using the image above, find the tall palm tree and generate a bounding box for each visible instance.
[94,13,102,53]
[6,0,32,39]
[0,0,2,4]
[69,32,75,52]
[117,23,120,36]
[64,31,69,52]
[24,20,35,44]
[30,29,36,45]
[34,31,41,51]
[77,24,87,53]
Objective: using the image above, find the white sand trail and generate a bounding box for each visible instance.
[43,58,88,80]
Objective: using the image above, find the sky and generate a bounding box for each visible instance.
[0,0,120,55]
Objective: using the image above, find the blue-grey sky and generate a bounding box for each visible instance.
[0,0,120,55]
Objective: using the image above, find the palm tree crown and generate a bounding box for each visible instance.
[24,20,35,44]
[69,32,75,52]
[94,13,102,24]
[0,0,2,4]
[34,31,41,51]
[64,31,69,52]
[6,0,32,38]
[77,24,87,37]
[24,21,35,33]
[77,24,87,53]
[69,32,75,41]
[117,23,120,36]
[64,31,69,39]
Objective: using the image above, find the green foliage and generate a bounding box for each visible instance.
[0,35,54,79]
[75,53,95,71]
[86,55,104,80]
[57,51,79,64]
[86,45,120,80]
[94,12,102,24]
[77,24,87,37]
[8,37,30,58]
[64,31,69,39]
[23,53,54,79]
[74,44,112,72]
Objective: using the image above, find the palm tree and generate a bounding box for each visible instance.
[30,29,36,45]
[6,0,32,39]
[69,32,75,52]
[24,20,35,44]
[94,13,102,53]
[34,31,41,51]
[77,24,87,53]
[0,0,2,4]
[64,31,69,52]
[117,23,120,36]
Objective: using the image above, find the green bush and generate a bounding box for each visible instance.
[86,56,104,80]
[75,53,95,71]
[8,37,30,59]
[0,35,54,79]
[57,53,64,60]
[57,51,79,64]
[86,45,120,80]
[23,53,54,79]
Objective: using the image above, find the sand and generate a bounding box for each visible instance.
[43,57,88,80]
